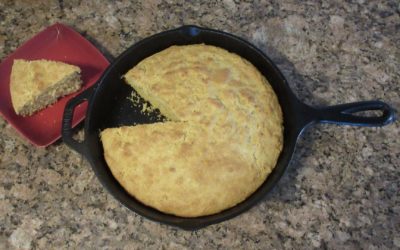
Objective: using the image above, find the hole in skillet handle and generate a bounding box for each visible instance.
[62,85,96,155]
[313,100,396,127]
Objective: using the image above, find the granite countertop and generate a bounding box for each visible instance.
[1,1,399,249]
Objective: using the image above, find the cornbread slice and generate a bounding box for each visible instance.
[10,59,82,116]
[101,44,284,217]
[101,122,262,217]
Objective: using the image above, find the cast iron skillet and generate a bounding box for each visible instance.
[62,25,396,230]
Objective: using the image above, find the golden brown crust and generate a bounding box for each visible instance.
[101,44,283,217]
[10,59,81,116]
[101,123,262,217]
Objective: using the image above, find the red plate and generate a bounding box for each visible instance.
[0,23,109,147]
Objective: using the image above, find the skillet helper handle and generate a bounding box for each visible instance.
[315,100,396,126]
[62,86,94,154]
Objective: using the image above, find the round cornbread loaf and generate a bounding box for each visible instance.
[101,44,283,217]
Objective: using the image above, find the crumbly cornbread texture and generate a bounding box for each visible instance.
[10,59,82,116]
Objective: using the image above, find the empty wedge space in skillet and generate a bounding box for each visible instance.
[100,44,284,217]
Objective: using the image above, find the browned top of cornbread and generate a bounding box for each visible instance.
[101,44,283,217]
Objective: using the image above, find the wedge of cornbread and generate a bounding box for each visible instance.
[10,59,82,116]
[101,44,284,217]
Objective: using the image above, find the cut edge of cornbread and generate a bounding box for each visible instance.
[17,71,82,116]
[123,77,179,121]
[10,59,82,116]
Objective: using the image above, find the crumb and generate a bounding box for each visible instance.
[127,90,166,122]
[127,91,141,106]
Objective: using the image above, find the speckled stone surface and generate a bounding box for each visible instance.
[0,0,399,249]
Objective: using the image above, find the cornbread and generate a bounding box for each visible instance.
[101,44,283,217]
[10,59,82,116]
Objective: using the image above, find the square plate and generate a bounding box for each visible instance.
[0,23,109,146]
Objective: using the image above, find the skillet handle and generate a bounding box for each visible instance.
[62,85,95,155]
[314,100,396,126]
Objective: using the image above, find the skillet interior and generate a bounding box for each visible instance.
[83,26,304,229]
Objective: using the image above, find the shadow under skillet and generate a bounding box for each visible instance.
[252,42,323,204]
